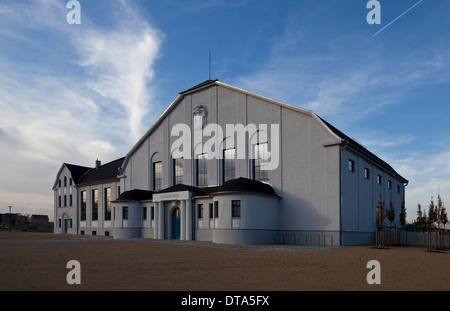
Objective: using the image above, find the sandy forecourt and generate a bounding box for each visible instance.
[0,232,449,294]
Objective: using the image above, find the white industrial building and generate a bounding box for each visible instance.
[53,79,407,246]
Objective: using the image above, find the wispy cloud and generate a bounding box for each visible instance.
[0,0,163,218]
[73,2,163,143]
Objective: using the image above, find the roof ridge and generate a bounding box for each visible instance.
[179,79,219,95]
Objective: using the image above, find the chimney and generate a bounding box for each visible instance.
[95,159,101,169]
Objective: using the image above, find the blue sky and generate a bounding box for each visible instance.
[0,0,449,222]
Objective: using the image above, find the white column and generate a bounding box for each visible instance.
[158,202,164,239]
[154,202,159,239]
[186,199,192,240]
[180,200,186,240]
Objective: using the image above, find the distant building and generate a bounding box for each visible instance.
[53,80,408,245]
[0,213,29,229]
[30,215,50,230]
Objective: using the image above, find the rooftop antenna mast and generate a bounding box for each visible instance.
[209,50,211,80]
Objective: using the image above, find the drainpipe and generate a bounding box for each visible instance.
[339,139,348,246]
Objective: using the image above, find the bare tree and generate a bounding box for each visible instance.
[437,195,448,229]
[387,199,396,227]
[399,200,407,227]
[376,193,387,248]
[427,196,437,227]
[376,193,387,226]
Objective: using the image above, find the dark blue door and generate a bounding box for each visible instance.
[64,219,69,234]
[172,208,180,239]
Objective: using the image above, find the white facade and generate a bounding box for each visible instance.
[53,80,407,246]
[52,163,90,235]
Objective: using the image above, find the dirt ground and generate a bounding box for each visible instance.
[0,232,449,291]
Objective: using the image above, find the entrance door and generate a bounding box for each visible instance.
[172,208,181,239]
[64,219,69,234]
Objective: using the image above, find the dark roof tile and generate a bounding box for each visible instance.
[113,189,154,202]
[78,158,124,186]
[64,163,92,184]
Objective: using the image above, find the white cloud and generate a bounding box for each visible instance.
[0,0,163,219]
[75,22,162,142]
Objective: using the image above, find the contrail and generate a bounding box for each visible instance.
[373,0,424,37]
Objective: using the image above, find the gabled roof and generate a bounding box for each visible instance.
[64,163,92,184]
[179,79,218,95]
[52,163,92,190]
[77,158,125,186]
[119,79,407,184]
[120,79,318,172]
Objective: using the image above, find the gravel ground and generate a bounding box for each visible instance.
[0,232,449,291]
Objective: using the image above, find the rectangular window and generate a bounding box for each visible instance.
[64,195,67,207]
[209,203,213,219]
[388,180,392,190]
[377,174,382,185]
[143,206,147,220]
[153,162,162,191]
[254,143,269,180]
[151,206,154,220]
[198,204,203,219]
[122,206,128,220]
[92,189,98,221]
[58,179,61,187]
[214,201,219,219]
[232,200,241,218]
[58,196,61,207]
[69,195,73,206]
[69,178,73,186]
[223,149,236,183]
[364,168,370,180]
[173,158,183,185]
[196,154,208,186]
[348,159,355,172]
[104,188,111,221]
[118,186,121,196]
[397,185,401,194]
[81,191,86,221]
